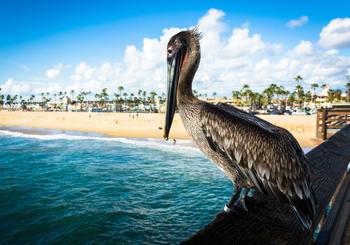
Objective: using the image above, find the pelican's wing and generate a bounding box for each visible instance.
[200,103,316,229]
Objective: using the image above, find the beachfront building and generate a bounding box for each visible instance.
[314,84,330,103]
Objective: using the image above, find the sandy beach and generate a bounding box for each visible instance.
[0,111,322,148]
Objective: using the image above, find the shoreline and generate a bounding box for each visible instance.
[0,111,323,148]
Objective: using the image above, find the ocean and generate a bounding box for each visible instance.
[0,127,232,244]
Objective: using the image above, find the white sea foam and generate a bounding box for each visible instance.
[0,128,311,154]
[0,129,201,154]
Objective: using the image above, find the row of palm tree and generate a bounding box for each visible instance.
[1,76,350,111]
[0,87,166,112]
[227,76,350,109]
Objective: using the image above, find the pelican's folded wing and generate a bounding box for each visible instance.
[200,103,316,229]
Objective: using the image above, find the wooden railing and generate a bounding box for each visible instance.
[182,125,350,245]
[316,107,350,140]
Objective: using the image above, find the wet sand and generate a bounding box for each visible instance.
[0,111,322,148]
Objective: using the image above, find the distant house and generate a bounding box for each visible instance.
[315,84,330,103]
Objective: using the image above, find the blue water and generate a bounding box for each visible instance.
[0,127,232,244]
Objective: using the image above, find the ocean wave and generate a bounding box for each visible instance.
[0,129,201,154]
[0,128,311,154]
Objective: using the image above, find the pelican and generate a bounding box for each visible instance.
[163,29,316,230]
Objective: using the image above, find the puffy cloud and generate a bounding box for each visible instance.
[286,16,309,28]
[224,28,266,57]
[45,63,69,79]
[1,78,30,94]
[319,18,350,49]
[46,68,60,79]
[291,40,313,56]
[3,9,350,97]
[58,10,350,94]
[70,62,95,81]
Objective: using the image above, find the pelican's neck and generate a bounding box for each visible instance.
[177,45,200,104]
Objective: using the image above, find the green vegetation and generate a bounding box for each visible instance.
[0,75,349,112]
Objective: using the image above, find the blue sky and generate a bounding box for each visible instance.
[1,0,350,97]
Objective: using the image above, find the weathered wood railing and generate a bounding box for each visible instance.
[317,106,350,140]
[181,125,350,245]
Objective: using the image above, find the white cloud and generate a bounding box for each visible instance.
[1,78,30,94]
[45,63,69,79]
[50,10,350,94]
[286,16,309,28]
[291,40,313,56]
[46,68,60,79]
[19,64,30,70]
[70,62,95,81]
[3,9,350,97]
[319,18,350,49]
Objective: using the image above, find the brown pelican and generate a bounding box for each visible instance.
[163,29,316,230]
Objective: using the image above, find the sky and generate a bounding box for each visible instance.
[1,0,350,98]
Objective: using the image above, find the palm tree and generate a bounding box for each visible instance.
[294,75,303,86]
[0,94,4,109]
[232,90,240,99]
[137,89,143,107]
[305,91,312,102]
[275,85,288,109]
[311,83,319,102]
[288,91,296,105]
[40,92,46,109]
[27,95,35,110]
[321,84,328,99]
[240,84,255,108]
[240,84,249,102]
[58,91,63,103]
[76,92,86,111]
[6,94,11,108]
[295,85,305,108]
[150,91,157,111]
[142,91,147,105]
[118,86,124,98]
[123,92,128,101]
[129,93,135,109]
[99,88,109,109]
[19,96,26,109]
[113,93,120,111]
[346,82,350,102]
[213,92,217,100]
[327,89,342,102]
[0,87,3,109]
[70,90,75,102]
[263,84,277,105]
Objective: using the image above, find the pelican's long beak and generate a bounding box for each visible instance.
[164,50,183,140]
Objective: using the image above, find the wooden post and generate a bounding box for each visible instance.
[322,109,327,140]
[181,125,350,245]
[316,110,321,138]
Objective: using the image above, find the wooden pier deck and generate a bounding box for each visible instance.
[182,125,350,245]
[316,172,350,244]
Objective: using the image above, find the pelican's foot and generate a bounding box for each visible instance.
[233,198,248,212]
[224,204,247,214]
[224,204,233,213]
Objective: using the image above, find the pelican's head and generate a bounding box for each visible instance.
[163,29,201,140]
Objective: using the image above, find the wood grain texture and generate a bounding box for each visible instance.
[181,125,350,245]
